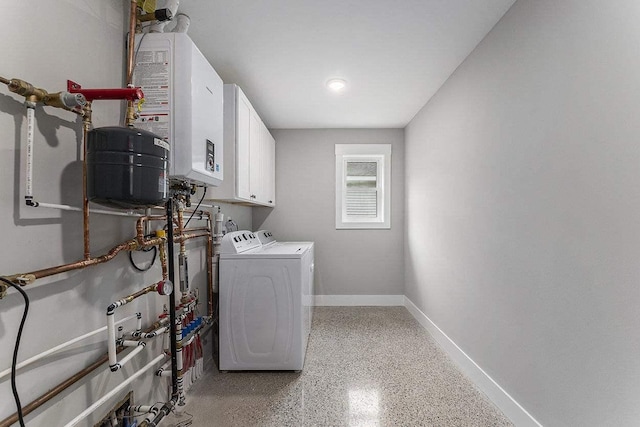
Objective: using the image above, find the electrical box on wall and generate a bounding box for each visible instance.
[133,32,223,187]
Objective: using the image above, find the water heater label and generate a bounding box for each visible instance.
[136,113,170,141]
[154,138,170,151]
[133,46,172,147]
[134,49,170,109]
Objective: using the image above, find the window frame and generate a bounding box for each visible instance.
[335,144,391,229]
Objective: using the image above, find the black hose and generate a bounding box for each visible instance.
[128,243,157,272]
[166,199,179,398]
[184,187,207,228]
[0,277,29,427]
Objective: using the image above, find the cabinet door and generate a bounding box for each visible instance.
[263,127,276,206]
[236,92,252,200]
[249,110,263,202]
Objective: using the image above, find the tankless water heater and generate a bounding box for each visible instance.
[133,32,223,187]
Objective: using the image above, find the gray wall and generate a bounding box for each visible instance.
[254,129,404,296]
[0,2,250,425]
[405,1,640,426]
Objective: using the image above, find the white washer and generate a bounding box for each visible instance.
[219,230,314,370]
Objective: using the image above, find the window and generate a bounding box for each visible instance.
[335,144,391,229]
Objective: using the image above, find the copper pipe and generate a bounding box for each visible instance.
[136,215,166,245]
[0,320,165,427]
[127,1,138,83]
[82,102,92,260]
[122,283,157,303]
[159,241,168,280]
[26,240,136,280]
[126,0,139,127]
[7,78,48,101]
[136,219,144,246]
[177,226,209,234]
[175,232,210,243]
[5,230,205,285]
[5,212,208,285]
[0,353,112,427]
[6,237,165,283]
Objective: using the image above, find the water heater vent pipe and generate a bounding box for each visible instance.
[171,13,190,33]
[148,0,180,33]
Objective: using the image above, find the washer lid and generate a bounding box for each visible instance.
[220,242,313,259]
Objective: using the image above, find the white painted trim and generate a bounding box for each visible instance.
[313,295,404,306]
[404,297,543,427]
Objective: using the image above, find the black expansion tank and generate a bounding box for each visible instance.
[87,126,169,209]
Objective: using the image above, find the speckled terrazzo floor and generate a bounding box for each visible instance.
[165,307,513,427]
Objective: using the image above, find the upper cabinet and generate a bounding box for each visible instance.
[208,84,275,207]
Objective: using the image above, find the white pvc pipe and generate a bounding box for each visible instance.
[198,203,220,209]
[35,202,145,217]
[163,329,170,353]
[107,313,117,368]
[25,106,35,199]
[143,404,161,423]
[140,325,168,339]
[171,13,190,33]
[117,344,145,369]
[63,354,165,427]
[130,405,152,413]
[0,314,137,381]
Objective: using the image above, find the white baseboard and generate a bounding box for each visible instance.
[404,297,543,427]
[313,294,404,306]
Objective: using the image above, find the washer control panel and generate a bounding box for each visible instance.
[220,230,262,254]
[255,230,276,246]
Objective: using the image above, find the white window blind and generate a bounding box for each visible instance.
[345,161,378,218]
[335,144,391,229]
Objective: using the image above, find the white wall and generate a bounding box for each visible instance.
[405,1,640,426]
[253,129,404,297]
[0,2,250,425]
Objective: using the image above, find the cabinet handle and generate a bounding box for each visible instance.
[269,200,273,203]
[250,194,256,199]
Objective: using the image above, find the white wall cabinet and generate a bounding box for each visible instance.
[209,84,275,207]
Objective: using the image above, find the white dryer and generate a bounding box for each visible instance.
[219,230,314,370]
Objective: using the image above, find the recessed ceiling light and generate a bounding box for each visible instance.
[326,78,347,92]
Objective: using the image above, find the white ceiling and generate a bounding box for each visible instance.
[179,0,516,129]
